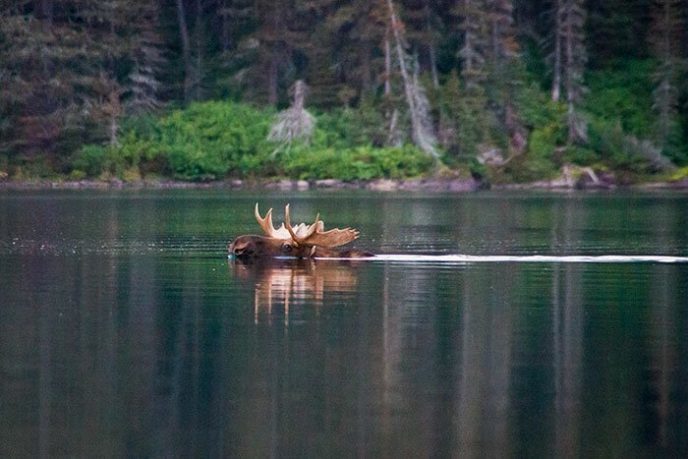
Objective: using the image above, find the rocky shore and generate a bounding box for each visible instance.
[1,173,687,192]
[0,177,483,192]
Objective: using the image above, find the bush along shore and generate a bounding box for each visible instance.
[2,97,688,192]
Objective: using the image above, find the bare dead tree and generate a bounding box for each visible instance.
[267,80,316,152]
[386,0,439,158]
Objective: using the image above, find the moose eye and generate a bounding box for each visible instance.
[281,243,293,253]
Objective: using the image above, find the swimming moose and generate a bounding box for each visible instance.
[228,204,372,259]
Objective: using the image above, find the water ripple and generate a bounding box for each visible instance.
[368,254,688,264]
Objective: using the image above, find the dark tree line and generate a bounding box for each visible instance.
[1,0,686,176]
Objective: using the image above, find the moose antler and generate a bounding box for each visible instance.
[284,204,359,248]
[254,203,359,248]
[254,204,293,239]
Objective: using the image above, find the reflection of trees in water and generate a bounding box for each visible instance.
[451,264,516,457]
[551,199,583,458]
[648,204,682,449]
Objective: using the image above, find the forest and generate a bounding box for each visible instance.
[1,0,687,184]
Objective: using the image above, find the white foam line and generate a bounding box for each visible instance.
[316,254,688,264]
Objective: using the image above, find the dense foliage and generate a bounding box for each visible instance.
[1,0,686,183]
[69,101,434,181]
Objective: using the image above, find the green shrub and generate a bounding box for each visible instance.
[315,104,387,148]
[563,146,599,165]
[155,101,273,180]
[585,60,654,138]
[528,123,563,162]
[79,101,276,181]
[669,166,688,181]
[72,145,109,177]
[68,169,87,180]
[585,119,675,175]
[11,157,59,180]
[281,145,434,181]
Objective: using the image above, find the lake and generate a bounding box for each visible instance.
[1,189,687,457]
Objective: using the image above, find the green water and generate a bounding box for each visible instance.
[1,190,687,457]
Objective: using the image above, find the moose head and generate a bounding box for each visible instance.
[228,204,371,259]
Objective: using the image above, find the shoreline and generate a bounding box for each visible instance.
[1,176,687,192]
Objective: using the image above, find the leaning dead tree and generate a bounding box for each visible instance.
[268,80,316,151]
[386,0,439,159]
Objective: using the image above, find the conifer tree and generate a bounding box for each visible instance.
[0,1,130,157]
[125,1,165,115]
[455,0,488,89]
[649,0,683,147]
[323,0,388,100]
[561,0,587,143]
[550,0,563,101]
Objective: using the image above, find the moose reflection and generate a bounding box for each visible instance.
[228,204,372,259]
[229,257,361,324]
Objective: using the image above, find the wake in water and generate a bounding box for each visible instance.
[317,254,688,264]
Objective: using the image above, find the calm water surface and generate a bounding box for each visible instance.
[1,190,687,457]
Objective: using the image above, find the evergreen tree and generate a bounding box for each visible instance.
[649,0,683,147]
[587,0,652,68]
[0,1,129,159]
[125,0,165,115]
[455,0,489,89]
[399,0,442,87]
[561,0,587,143]
[323,0,388,101]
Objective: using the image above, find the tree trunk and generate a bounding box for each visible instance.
[268,56,278,106]
[360,45,372,94]
[463,0,474,75]
[384,29,392,96]
[551,0,562,101]
[564,1,574,140]
[220,0,230,52]
[564,1,576,140]
[193,0,204,100]
[175,0,193,103]
[37,0,53,25]
[424,1,439,88]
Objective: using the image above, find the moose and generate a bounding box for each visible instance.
[228,204,373,259]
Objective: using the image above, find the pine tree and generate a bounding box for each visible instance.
[561,0,587,143]
[445,0,493,158]
[125,1,165,115]
[455,0,489,89]
[399,0,442,87]
[0,1,129,157]
[322,0,388,100]
[174,0,208,103]
[550,0,563,101]
[649,0,683,147]
[241,0,294,106]
[487,0,519,68]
